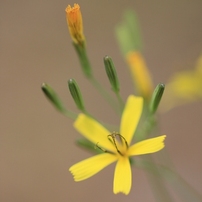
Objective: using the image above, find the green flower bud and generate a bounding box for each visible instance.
[41,83,66,112]
[149,83,165,114]
[68,79,85,111]
[104,56,120,93]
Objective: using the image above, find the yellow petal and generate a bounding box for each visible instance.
[128,135,166,156]
[69,153,117,181]
[120,95,143,145]
[113,157,132,195]
[74,114,116,152]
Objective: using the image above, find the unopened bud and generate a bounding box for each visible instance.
[104,56,120,93]
[41,83,66,112]
[65,4,85,46]
[149,83,165,114]
[68,79,85,111]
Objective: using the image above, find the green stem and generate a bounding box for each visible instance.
[73,43,121,115]
[135,158,202,202]
[115,91,125,112]
[73,43,92,78]
[134,106,202,201]
[63,110,77,120]
[143,156,174,202]
[89,76,120,115]
[135,115,156,142]
[157,148,202,202]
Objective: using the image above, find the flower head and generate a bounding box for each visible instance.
[65,4,85,45]
[69,95,166,195]
[161,54,202,111]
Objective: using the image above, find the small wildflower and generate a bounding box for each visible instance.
[65,4,85,45]
[69,95,166,195]
[161,54,202,111]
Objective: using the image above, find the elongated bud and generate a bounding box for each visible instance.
[149,83,165,114]
[41,83,66,112]
[68,79,85,111]
[65,4,92,78]
[65,4,85,46]
[126,51,153,99]
[104,56,120,93]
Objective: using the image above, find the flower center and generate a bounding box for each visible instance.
[96,132,129,156]
[108,132,129,156]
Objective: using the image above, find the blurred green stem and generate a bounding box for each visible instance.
[73,44,121,115]
[89,76,120,115]
[135,158,202,202]
[114,91,125,112]
[134,107,202,202]
[144,156,174,202]
[135,114,156,141]
[63,110,78,120]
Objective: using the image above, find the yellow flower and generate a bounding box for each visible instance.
[161,54,202,111]
[69,95,166,195]
[126,51,153,100]
[65,4,85,45]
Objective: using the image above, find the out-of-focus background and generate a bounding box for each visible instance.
[1,0,202,201]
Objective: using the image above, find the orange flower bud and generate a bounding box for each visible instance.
[65,4,85,45]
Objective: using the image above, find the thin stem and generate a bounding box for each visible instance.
[144,156,174,202]
[73,43,122,115]
[115,91,125,112]
[89,76,121,115]
[134,105,202,201]
[135,114,156,141]
[63,110,78,120]
[135,158,202,202]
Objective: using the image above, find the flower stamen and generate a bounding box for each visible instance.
[95,142,114,154]
[95,142,107,152]
[108,132,129,156]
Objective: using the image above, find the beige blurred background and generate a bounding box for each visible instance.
[1,0,202,201]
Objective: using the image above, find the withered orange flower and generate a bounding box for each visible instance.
[65,4,85,45]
